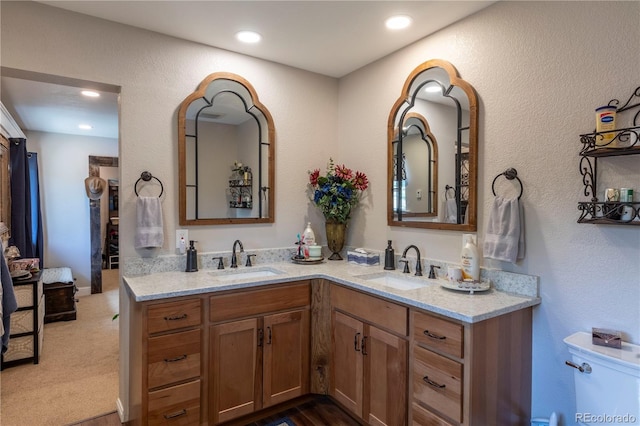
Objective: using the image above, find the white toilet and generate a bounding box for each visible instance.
[564,331,640,425]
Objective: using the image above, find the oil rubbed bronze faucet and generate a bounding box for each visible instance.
[401,245,423,276]
[230,240,244,268]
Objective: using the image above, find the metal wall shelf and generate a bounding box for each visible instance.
[578,87,640,226]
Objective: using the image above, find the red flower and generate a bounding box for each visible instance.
[353,171,369,191]
[309,169,320,186]
[335,164,353,180]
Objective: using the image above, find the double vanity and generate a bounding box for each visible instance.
[121,259,540,425]
[116,54,537,426]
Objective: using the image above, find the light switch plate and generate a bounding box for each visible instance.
[176,229,188,249]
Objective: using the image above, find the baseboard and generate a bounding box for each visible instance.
[76,286,91,297]
[116,397,126,423]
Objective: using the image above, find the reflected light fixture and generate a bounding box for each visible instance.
[78,124,93,130]
[81,90,100,97]
[236,30,261,43]
[424,85,441,93]
[385,15,412,30]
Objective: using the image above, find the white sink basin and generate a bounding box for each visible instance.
[354,272,428,291]
[210,267,285,281]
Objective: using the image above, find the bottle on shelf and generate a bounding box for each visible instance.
[303,222,316,246]
[460,234,480,281]
[384,240,395,270]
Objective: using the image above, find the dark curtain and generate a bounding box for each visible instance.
[28,152,44,264]
[8,138,44,265]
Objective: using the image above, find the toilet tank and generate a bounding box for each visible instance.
[564,331,640,425]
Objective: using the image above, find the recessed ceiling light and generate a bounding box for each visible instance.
[385,15,412,30]
[236,31,261,44]
[78,124,93,130]
[81,90,100,98]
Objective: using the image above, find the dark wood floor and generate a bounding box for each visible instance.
[245,396,360,426]
[69,396,360,426]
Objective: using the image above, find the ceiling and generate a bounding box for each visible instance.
[1,1,494,139]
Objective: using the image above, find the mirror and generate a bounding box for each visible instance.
[179,72,274,225]
[387,59,477,231]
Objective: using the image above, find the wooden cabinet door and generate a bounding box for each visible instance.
[331,310,364,418]
[210,318,260,425]
[365,324,408,426]
[263,308,310,407]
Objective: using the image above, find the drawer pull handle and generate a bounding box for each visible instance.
[423,376,446,389]
[354,332,361,352]
[163,409,187,419]
[164,354,187,363]
[423,330,446,340]
[164,313,188,321]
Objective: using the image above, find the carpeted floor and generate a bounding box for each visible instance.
[0,269,120,425]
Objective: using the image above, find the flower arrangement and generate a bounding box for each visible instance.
[308,158,369,224]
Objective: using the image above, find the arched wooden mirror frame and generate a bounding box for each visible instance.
[387,59,478,231]
[178,72,275,225]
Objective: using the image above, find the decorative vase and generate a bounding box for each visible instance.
[325,220,347,260]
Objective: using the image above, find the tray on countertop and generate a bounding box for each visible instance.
[291,256,324,265]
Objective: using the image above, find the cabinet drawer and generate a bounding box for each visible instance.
[2,334,35,362]
[148,329,201,389]
[148,379,201,425]
[413,346,462,423]
[412,401,455,426]
[148,299,202,334]
[331,284,407,336]
[14,286,34,308]
[412,310,463,358]
[210,282,309,322]
[10,309,35,334]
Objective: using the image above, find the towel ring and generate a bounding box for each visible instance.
[445,185,455,200]
[491,168,523,200]
[135,171,164,197]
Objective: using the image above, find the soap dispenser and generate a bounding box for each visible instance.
[185,240,198,272]
[384,240,395,270]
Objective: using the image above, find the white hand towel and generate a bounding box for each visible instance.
[483,196,525,263]
[135,196,164,249]
[444,199,457,223]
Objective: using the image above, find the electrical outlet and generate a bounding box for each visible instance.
[176,229,188,249]
[416,189,422,200]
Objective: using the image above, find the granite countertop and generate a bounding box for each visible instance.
[123,260,541,323]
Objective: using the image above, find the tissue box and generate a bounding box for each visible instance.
[347,251,380,266]
[592,327,622,349]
